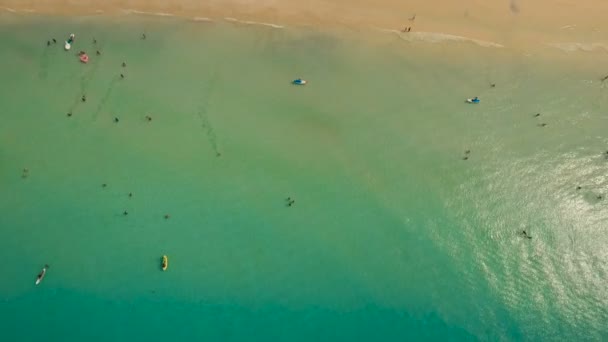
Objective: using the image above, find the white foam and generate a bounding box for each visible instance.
[548,42,608,53]
[376,28,504,48]
[3,7,17,13]
[121,9,173,17]
[560,25,576,30]
[224,17,284,29]
[193,17,213,22]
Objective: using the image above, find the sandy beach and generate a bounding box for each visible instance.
[2,0,608,51]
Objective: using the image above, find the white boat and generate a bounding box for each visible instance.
[64,42,71,51]
[35,264,49,285]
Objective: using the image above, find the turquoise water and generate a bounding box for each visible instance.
[1,14,608,341]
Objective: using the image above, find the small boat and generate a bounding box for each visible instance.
[161,255,168,271]
[64,42,71,51]
[35,264,49,285]
[466,97,480,104]
[292,78,307,85]
[79,53,89,63]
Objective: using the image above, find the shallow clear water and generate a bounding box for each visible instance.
[1,14,607,341]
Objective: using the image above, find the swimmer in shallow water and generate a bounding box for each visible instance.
[96,50,101,56]
[520,230,532,239]
[122,62,127,67]
[81,95,86,102]
[52,38,57,44]
[534,113,541,117]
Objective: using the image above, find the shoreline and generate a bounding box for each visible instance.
[1,1,607,54]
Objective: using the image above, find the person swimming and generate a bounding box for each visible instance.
[123,210,129,216]
[67,112,72,117]
[576,186,582,190]
[102,183,107,188]
[520,230,532,239]
[128,193,133,198]
[142,33,146,40]
[534,113,541,117]
[93,38,97,44]
[114,117,119,123]
[47,40,50,46]
[120,74,124,79]
[164,214,170,219]
[145,115,152,122]
[96,50,101,56]
[122,62,127,67]
[81,95,86,102]
[52,38,57,44]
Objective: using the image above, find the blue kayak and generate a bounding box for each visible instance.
[292,78,307,85]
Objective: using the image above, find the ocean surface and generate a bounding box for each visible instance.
[1,13,607,341]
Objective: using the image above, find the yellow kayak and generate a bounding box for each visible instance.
[161,255,168,271]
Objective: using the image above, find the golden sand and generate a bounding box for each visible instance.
[1,0,607,52]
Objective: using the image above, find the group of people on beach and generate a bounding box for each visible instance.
[400,14,416,33]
